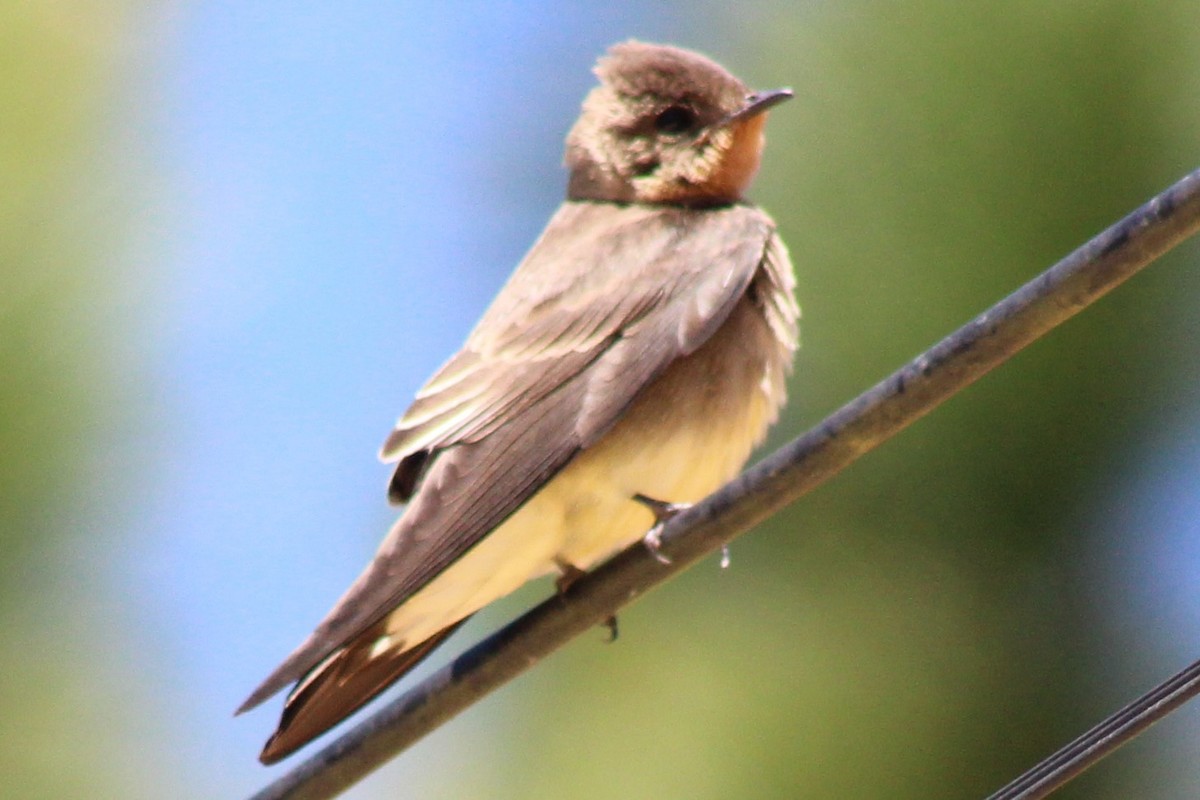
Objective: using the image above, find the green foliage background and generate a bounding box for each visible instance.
[0,3,180,798]
[3,2,1198,798]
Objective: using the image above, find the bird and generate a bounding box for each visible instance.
[238,39,799,765]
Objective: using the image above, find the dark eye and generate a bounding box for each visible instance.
[653,105,696,134]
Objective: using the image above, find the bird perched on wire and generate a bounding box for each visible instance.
[238,39,799,765]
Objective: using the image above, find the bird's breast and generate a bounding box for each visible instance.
[549,281,791,568]
[381,269,793,648]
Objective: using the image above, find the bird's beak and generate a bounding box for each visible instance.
[693,88,792,149]
[724,88,793,126]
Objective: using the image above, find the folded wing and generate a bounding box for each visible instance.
[239,202,779,716]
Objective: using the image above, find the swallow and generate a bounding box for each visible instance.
[238,39,798,764]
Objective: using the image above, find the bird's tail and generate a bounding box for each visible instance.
[258,617,469,764]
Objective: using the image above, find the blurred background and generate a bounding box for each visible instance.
[4,1,1199,797]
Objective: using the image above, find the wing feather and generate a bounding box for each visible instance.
[239,201,781,712]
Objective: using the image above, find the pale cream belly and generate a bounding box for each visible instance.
[381,293,789,648]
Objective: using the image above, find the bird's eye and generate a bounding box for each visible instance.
[653,105,696,134]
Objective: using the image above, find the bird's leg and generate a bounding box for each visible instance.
[554,559,618,641]
[632,493,692,565]
[554,560,587,596]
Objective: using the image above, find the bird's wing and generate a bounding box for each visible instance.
[239,201,779,712]
[382,201,773,476]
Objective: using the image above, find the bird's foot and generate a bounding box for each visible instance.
[633,493,691,565]
[554,561,587,596]
[555,560,619,641]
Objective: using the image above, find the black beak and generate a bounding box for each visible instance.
[725,88,793,125]
[692,88,792,147]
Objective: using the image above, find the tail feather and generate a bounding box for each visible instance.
[258,618,468,764]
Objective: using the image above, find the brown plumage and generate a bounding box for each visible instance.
[239,40,799,765]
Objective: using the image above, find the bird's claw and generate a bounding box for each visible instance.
[633,493,691,565]
[556,560,620,640]
[642,525,673,565]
